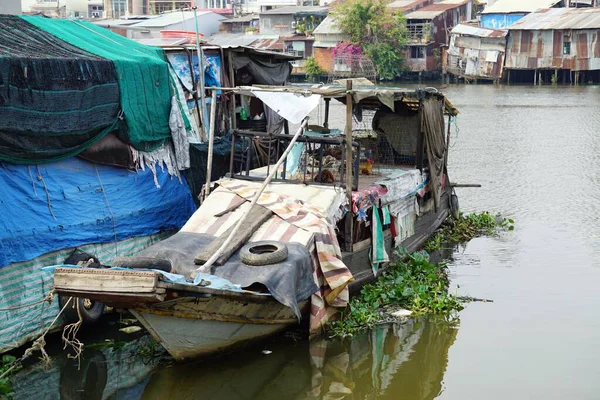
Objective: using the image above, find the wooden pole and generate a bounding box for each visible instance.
[344,80,353,252]
[228,51,236,176]
[203,89,218,201]
[192,119,309,276]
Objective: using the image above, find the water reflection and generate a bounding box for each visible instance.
[140,318,457,400]
[10,334,163,400]
[305,319,457,400]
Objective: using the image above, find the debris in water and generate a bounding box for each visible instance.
[390,309,412,318]
[262,350,272,355]
[119,326,142,334]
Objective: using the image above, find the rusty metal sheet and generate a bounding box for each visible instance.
[577,33,588,58]
[510,8,600,31]
[521,30,531,53]
[537,36,544,58]
[528,57,538,69]
[553,30,562,56]
[594,31,600,57]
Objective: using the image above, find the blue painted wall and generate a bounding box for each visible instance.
[481,13,526,29]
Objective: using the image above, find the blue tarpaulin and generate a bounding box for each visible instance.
[0,158,196,268]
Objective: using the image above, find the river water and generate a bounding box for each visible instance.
[10,84,600,399]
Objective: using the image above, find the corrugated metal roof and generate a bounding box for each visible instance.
[313,16,342,35]
[451,23,508,37]
[260,6,328,15]
[205,33,272,47]
[481,0,562,14]
[405,0,471,20]
[130,11,222,28]
[509,7,600,30]
[388,0,431,11]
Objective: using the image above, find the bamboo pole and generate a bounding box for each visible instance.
[192,119,309,277]
[193,3,208,141]
[203,89,218,202]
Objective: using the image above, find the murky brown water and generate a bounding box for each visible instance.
[10,84,600,399]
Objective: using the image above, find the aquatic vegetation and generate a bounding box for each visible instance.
[424,212,514,252]
[326,252,463,339]
[0,355,21,399]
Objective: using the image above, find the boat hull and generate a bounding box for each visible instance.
[130,295,303,361]
[131,310,289,361]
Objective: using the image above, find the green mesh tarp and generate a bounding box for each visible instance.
[0,15,120,164]
[22,15,173,152]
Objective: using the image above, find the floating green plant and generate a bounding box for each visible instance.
[425,212,514,252]
[326,251,463,339]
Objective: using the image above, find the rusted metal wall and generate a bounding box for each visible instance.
[447,34,507,79]
[506,29,600,71]
[432,3,472,46]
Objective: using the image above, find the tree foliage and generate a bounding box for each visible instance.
[332,0,408,80]
[304,56,325,80]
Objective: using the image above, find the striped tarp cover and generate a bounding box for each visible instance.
[182,179,353,334]
[0,232,172,353]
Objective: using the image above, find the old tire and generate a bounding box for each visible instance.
[59,350,107,400]
[59,295,105,325]
[450,193,460,220]
[239,241,288,266]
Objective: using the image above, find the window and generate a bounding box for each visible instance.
[563,36,571,55]
[410,46,425,59]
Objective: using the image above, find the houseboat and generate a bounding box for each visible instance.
[52,83,460,360]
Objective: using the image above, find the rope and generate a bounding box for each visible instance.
[36,165,56,220]
[61,300,84,367]
[0,290,54,312]
[0,296,74,381]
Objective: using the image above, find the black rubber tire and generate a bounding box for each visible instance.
[450,193,460,220]
[59,350,108,400]
[59,295,105,325]
[239,241,289,266]
[111,256,172,272]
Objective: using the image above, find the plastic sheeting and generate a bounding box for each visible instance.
[133,232,317,319]
[0,158,196,268]
[232,55,292,86]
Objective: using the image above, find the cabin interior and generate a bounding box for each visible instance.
[224,86,458,256]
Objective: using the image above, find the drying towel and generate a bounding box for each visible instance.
[371,205,389,276]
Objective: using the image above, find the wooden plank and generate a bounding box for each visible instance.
[194,205,273,266]
[57,289,165,305]
[54,268,158,293]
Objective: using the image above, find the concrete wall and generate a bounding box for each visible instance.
[260,13,295,35]
[506,29,600,71]
[0,0,21,14]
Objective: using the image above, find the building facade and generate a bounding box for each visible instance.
[505,8,600,84]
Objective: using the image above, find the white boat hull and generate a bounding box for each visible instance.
[131,309,289,361]
[129,295,304,361]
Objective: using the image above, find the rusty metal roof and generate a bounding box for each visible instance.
[388,0,432,12]
[405,0,471,20]
[509,8,600,30]
[451,23,507,38]
[481,0,561,14]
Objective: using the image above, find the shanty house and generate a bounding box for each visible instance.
[447,23,507,81]
[388,0,435,13]
[505,7,600,84]
[479,0,563,29]
[259,5,328,36]
[404,0,473,73]
[312,16,350,73]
